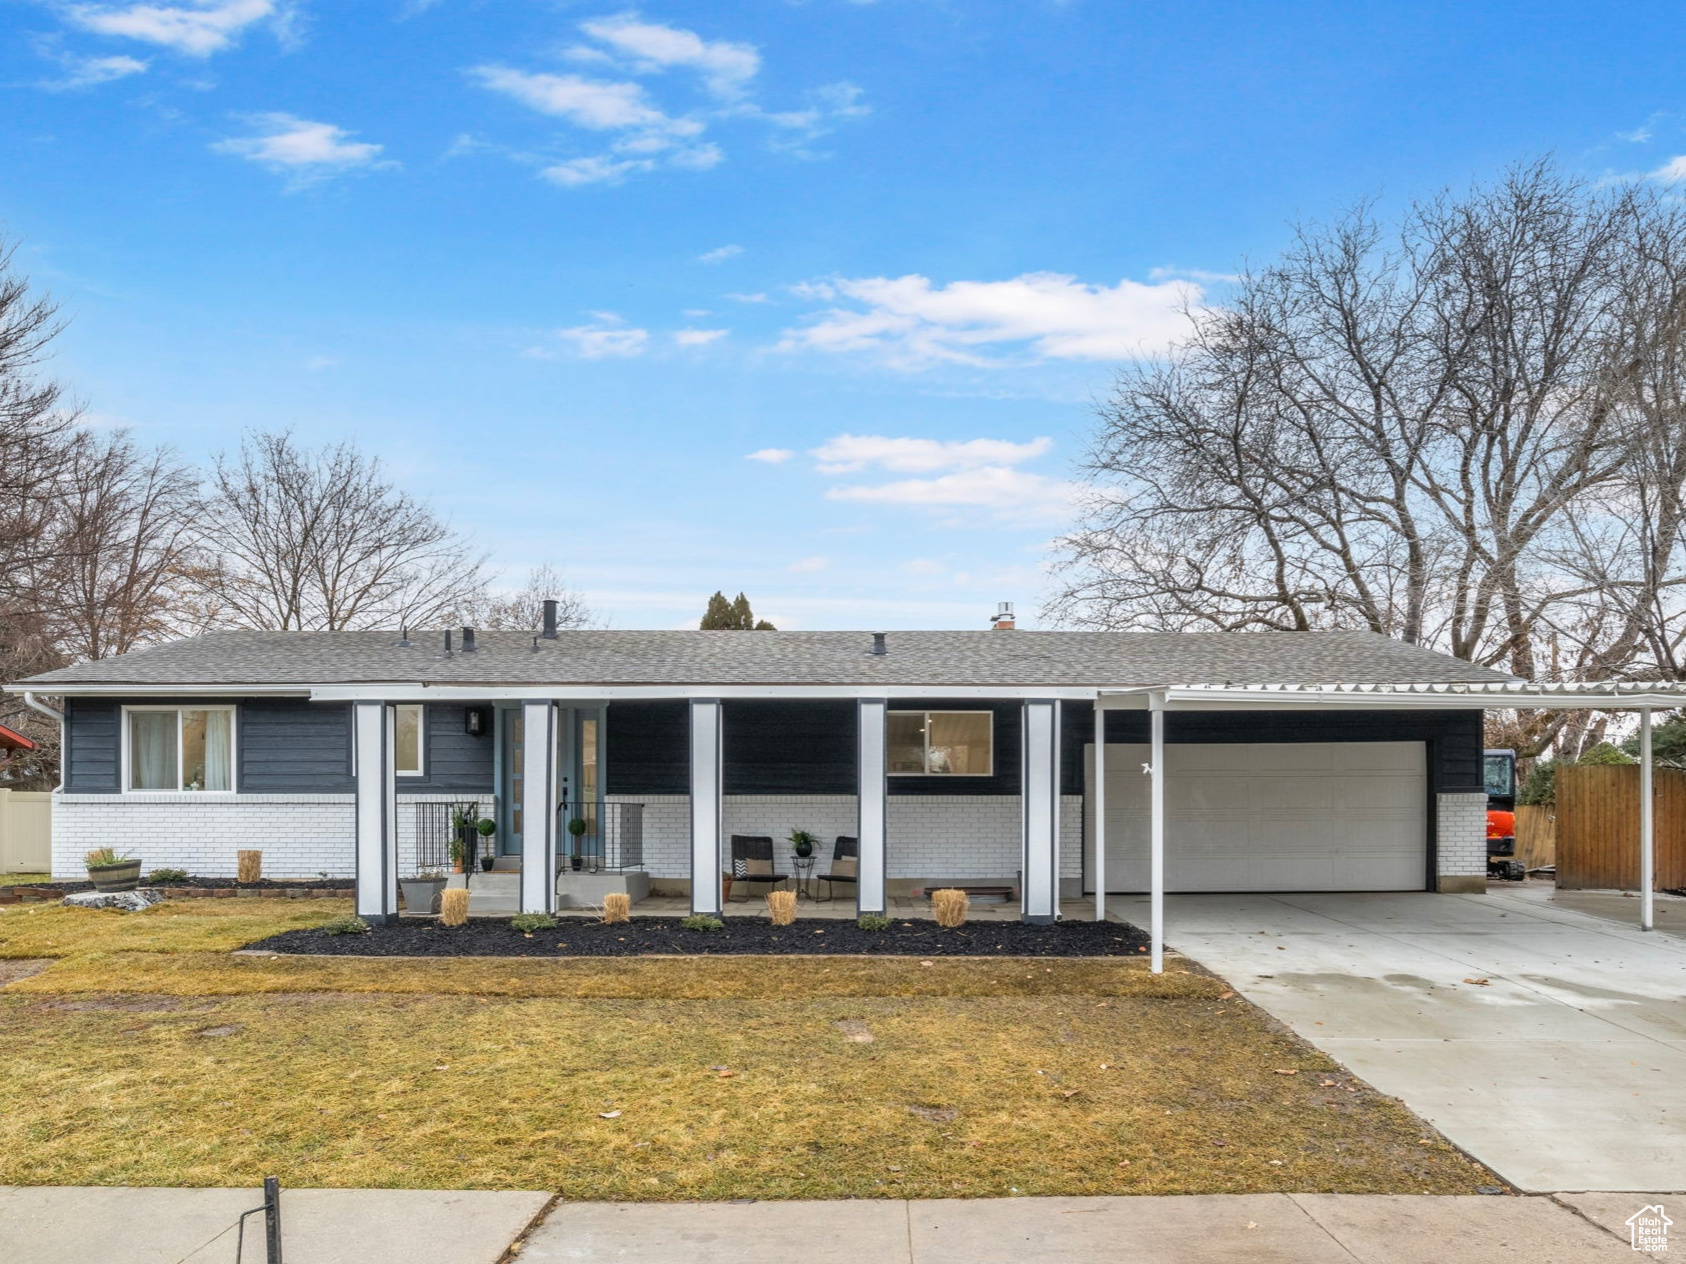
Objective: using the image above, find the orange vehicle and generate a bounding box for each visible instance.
[1483,749,1524,881]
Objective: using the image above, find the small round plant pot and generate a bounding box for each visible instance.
[479,855,496,872]
[87,859,142,892]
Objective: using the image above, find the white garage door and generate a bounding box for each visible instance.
[1084,741,1427,893]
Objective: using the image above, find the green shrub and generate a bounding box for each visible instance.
[681,914,725,932]
[146,868,190,885]
[857,914,892,932]
[1578,741,1635,766]
[510,913,557,932]
[320,915,372,936]
[1517,759,1556,806]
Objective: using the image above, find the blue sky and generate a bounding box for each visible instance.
[3,0,1683,630]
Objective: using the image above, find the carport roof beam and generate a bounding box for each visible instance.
[1096,682,1686,711]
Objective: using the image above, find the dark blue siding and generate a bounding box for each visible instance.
[606,701,689,795]
[724,700,856,794]
[64,698,119,793]
[398,704,493,795]
[240,700,353,793]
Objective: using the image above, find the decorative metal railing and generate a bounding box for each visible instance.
[559,799,645,873]
[414,800,495,873]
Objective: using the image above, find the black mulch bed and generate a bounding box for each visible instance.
[166,877,356,890]
[246,916,1156,958]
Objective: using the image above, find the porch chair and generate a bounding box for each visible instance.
[728,835,788,901]
[815,835,859,903]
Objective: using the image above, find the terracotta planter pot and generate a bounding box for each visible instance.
[721,873,734,903]
[87,859,142,892]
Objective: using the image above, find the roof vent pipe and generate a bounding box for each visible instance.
[395,624,411,648]
[541,598,558,639]
[992,602,1016,631]
[871,632,888,657]
[461,627,477,653]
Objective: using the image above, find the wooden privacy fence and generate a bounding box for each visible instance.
[1514,804,1556,872]
[0,789,52,873]
[1556,764,1686,891]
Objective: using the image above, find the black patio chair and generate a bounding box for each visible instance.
[728,835,788,901]
[815,835,859,903]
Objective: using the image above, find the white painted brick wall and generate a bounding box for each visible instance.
[53,793,356,880]
[1436,792,1489,878]
[608,791,1083,885]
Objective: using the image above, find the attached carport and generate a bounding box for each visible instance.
[1091,681,1686,972]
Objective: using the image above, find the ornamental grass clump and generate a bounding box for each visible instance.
[146,868,189,886]
[439,887,470,927]
[236,850,262,883]
[765,889,796,926]
[602,893,630,923]
[320,915,371,936]
[931,888,969,928]
[857,914,892,932]
[681,914,724,932]
[510,913,556,933]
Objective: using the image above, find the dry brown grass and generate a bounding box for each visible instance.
[766,890,796,926]
[237,851,262,883]
[0,897,1498,1199]
[932,889,968,928]
[602,893,630,924]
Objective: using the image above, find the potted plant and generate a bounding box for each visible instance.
[401,868,447,915]
[448,836,466,874]
[567,817,588,871]
[721,871,734,903]
[476,817,497,871]
[787,828,819,859]
[85,847,142,892]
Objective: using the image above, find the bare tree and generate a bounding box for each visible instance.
[197,430,489,631]
[51,433,201,660]
[460,562,596,632]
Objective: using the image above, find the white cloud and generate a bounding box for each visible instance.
[811,434,1052,475]
[577,14,759,98]
[787,556,829,573]
[826,466,1076,523]
[1652,156,1686,183]
[808,432,1073,524]
[781,271,1202,366]
[472,66,693,134]
[746,447,796,464]
[540,154,652,186]
[65,0,281,57]
[698,243,743,263]
[213,114,387,177]
[548,318,650,358]
[674,328,729,347]
[42,53,149,89]
[726,291,768,303]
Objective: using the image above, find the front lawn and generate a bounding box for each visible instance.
[0,899,1499,1198]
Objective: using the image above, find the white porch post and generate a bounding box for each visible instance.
[1641,706,1655,932]
[353,700,397,924]
[1021,699,1060,924]
[520,701,559,915]
[1149,697,1165,973]
[1093,701,1107,922]
[857,699,888,915]
[690,699,724,915]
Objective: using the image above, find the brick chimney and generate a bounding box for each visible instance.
[991,601,1016,631]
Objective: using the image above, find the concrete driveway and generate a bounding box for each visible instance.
[1122,887,1686,1193]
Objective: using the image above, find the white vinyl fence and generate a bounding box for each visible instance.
[0,789,52,873]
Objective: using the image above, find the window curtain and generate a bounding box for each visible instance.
[203,710,233,791]
[130,711,178,791]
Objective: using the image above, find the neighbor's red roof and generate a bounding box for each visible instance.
[0,723,35,752]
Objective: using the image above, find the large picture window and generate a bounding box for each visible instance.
[887,710,993,776]
[125,706,235,793]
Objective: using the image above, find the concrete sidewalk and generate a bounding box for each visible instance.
[520,1194,1667,1262]
[0,1186,552,1264]
[3,1189,1673,1263]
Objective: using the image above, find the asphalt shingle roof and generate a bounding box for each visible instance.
[14,628,1518,691]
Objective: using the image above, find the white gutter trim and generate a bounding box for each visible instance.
[306,683,1107,703]
[3,683,312,698]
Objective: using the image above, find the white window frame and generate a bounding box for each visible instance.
[395,703,425,778]
[120,704,238,795]
[886,709,995,777]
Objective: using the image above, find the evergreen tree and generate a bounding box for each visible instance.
[698,590,776,630]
